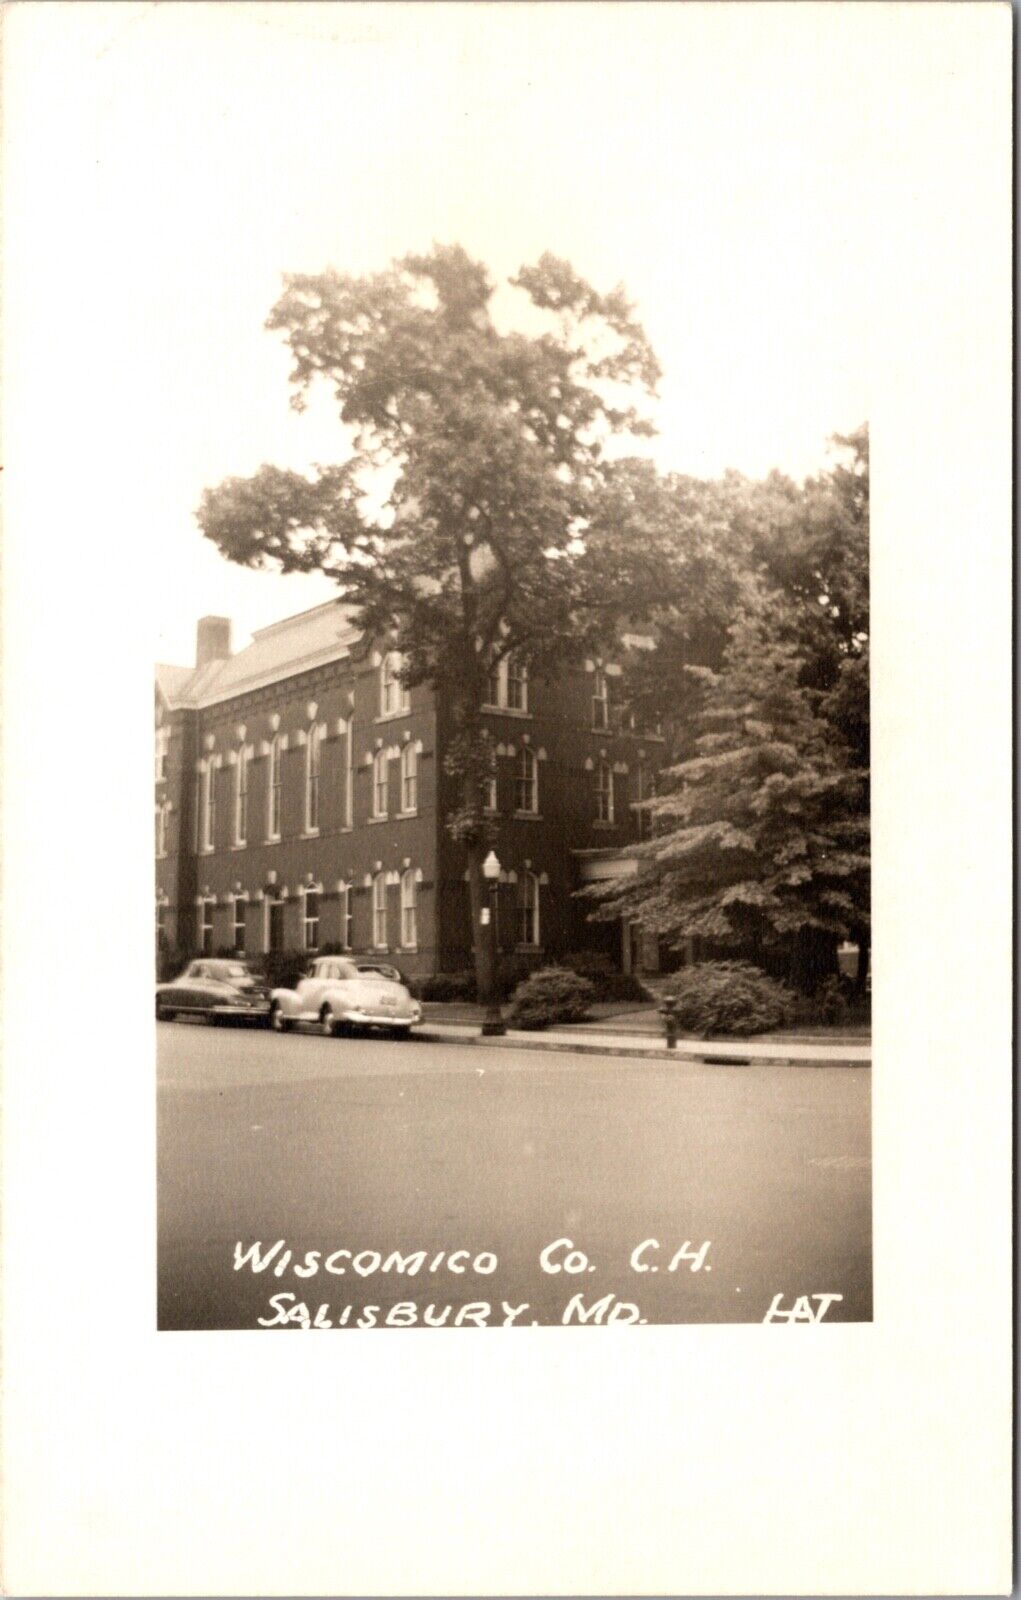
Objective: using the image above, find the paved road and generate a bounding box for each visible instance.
[158,1021,871,1329]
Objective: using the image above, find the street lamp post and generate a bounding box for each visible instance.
[480,849,506,1037]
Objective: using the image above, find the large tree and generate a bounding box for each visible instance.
[197,244,664,999]
[589,430,870,993]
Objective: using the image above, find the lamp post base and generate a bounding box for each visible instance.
[481,1008,507,1037]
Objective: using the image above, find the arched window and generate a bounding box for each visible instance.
[515,746,538,814]
[305,725,320,833]
[400,743,418,813]
[485,657,529,711]
[268,734,282,840]
[302,888,320,951]
[592,670,610,730]
[232,895,247,953]
[372,872,388,948]
[380,651,410,716]
[518,871,540,947]
[201,762,215,852]
[400,870,418,949]
[372,749,389,818]
[235,746,248,845]
[507,659,528,712]
[596,761,614,823]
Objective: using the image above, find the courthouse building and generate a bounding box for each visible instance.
[155,603,666,979]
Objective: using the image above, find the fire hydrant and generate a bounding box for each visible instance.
[659,995,679,1049]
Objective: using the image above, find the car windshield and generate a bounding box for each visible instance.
[207,962,251,980]
[314,959,360,981]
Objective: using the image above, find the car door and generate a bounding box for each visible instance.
[294,960,329,1014]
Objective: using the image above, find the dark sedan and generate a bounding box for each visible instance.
[156,959,271,1024]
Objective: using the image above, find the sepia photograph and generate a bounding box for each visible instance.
[151,1,872,1333]
[3,3,1011,1594]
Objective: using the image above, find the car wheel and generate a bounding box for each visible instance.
[269,1003,289,1033]
[319,1005,337,1038]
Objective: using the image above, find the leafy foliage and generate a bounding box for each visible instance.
[507,967,595,1030]
[198,245,666,1001]
[659,961,795,1038]
[560,951,649,1003]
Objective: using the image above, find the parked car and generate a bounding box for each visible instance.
[156,959,271,1024]
[270,956,422,1038]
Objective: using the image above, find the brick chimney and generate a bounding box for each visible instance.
[196,616,232,668]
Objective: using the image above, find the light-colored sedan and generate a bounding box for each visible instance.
[269,956,422,1038]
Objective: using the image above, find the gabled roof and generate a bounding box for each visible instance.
[156,600,363,710]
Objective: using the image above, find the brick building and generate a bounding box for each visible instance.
[155,603,667,979]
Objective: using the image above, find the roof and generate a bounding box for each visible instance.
[156,599,363,710]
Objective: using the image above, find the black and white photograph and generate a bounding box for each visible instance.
[2,2,1011,1594]
[148,3,873,1334]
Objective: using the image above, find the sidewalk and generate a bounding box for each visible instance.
[416,1009,871,1066]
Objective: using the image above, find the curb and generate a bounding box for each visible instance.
[414,1026,871,1068]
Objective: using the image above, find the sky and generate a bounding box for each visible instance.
[12,2,879,666]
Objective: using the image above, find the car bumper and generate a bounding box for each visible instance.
[212,1002,271,1020]
[345,1009,419,1028]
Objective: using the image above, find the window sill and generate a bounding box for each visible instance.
[396,809,418,820]
[301,828,320,839]
[265,835,281,845]
[230,842,247,851]
[481,706,532,719]
[516,943,542,953]
[375,709,411,724]
[593,819,617,830]
[514,811,541,820]
[368,815,389,824]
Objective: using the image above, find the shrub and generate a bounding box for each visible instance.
[254,950,313,992]
[560,951,649,1003]
[419,971,477,1003]
[507,967,595,1030]
[659,961,795,1038]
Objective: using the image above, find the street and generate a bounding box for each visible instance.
[158,1021,872,1328]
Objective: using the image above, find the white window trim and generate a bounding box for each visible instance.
[267,734,282,842]
[301,885,321,952]
[484,656,530,714]
[155,727,170,783]
[372,748,389,819]
[231,894,248,952]
[399,868,418,950]
[518,871,540,948]
[199,896,215,955]
[201,761,215,853]
[371,872,388,949]
[379,651,411,719]
[234,747,249,847]
[515,745,539,815]
[399,742,418,814]
[155,802,169,859]
[304,724,321,835]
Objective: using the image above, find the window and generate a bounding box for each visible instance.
[380,651,410,717]
[192,776,200,852]
[485,657,528,712]
[155,803,168,858]
[337,884,352,950]
[200,897,215,955]
[201,762,215,852]
[483,770,498,811]
[302,889,320,951]
[400,743,418,812]
[507,659,528,712]
[234,747,248,845]
[232,896,246,953]
[156,900,167,951]
[400,870,418,948]
[592,670,610,730]
[155,728,169,782]
[372,873,388,948]
[515,746,538,813]
[518,871,540,946]
[268,735,282,840]
[372,749,389,818]
[597,761,614,823]
[305,725,320,833]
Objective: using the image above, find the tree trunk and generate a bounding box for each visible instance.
[465,833,496,1006]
